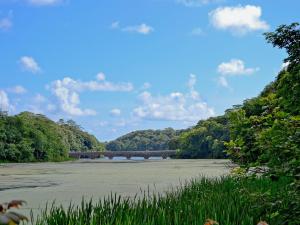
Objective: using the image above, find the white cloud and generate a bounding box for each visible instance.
[50,75,133,116]
[50,81,97,116]
[27,0,63,6]
[187,74,200,100]
[190,27,204,36]
[8,85,27,94]
[188,73,197,88]
[96,72,106,81]
[177,0,217,7]
[0,17,12,31]
[217,59,259,89]
[217,59,259,75]
[51,76,133,92]
[217,76,229,88]
[110,108,121,117]
[19,56,41,73]
[122,23,154,35]
[133,74,214,123]
[0,90,11,112]
[111,21,120,29]
[209,5,269,35]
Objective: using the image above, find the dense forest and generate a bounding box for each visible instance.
[0,112,104,162]
[106,128,183,151]
[170,116,229,159]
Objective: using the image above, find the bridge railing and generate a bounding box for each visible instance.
[69,150,177,160]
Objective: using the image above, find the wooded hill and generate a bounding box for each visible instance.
[106,128,183,151]
[0,112,104,162]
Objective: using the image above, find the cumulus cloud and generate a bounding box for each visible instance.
[217,59,259,88]
[19,56,41,73]
[50,81,96,116]
[26,0,63,6]
[218,59,259,75]
[49,74,133,116]
[177,0,217,7]
[209,5,269,35]
[122,23,154,35]
[0,90,11,112]
[110,108,121,116]
[133,74,214,123]
[8,85,27,94]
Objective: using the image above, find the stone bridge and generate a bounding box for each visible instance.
[69,150,177,160]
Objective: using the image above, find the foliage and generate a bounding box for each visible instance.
[226,22,300,178]
[0,112,104,162]
[58,119,105,152]
[34,177,291,225]
[174,116,229,159]
[106,128,183,151]
[264,22,300,67]
[226,23,300,224]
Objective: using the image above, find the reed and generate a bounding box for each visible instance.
[33,176,290,225]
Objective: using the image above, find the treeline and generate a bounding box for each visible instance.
[106,128,183,151]
[0,112,104,162]
[170,116,229,159]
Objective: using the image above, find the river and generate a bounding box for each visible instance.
[0,159,230,215]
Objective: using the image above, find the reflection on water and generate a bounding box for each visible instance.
[102,156,167,161]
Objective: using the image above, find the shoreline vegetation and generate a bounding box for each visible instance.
[0,23,299,224]
[31,176,292,225]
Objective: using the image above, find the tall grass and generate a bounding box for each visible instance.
[32,177,290,225]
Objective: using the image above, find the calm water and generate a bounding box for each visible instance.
[0,159,230,214]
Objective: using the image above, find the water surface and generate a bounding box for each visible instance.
[0,159,230,213]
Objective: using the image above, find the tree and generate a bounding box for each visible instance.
[174,116,229,159]
[264,22,300,67]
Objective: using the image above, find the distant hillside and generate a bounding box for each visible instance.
[0,111,105,162]
[106,128,184,151]
[171,116,229,159]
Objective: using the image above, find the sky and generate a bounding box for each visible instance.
[0,0,299,141]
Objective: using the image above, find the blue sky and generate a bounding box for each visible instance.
[0,0,299,141]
